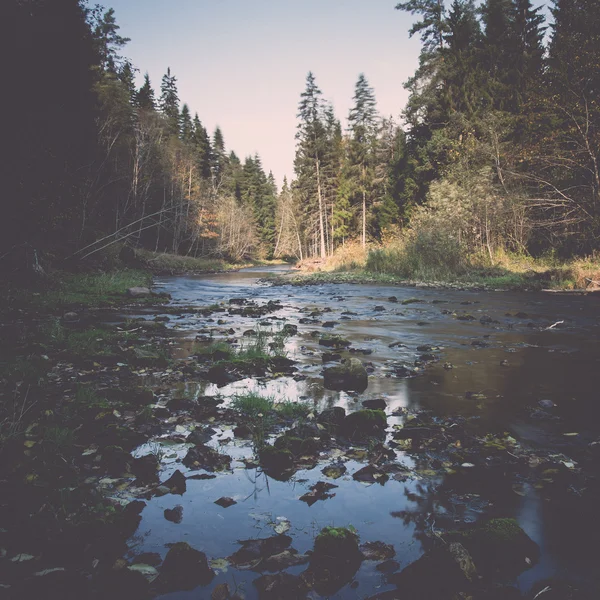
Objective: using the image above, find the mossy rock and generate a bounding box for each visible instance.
[274,435,303,455]
[259,445,294,473]
[323,358,368,392]
[342,409,387,440]
[313,526,360,564]
[158,542,214,591]
[318,335,352,349]
[101,445,131,476]
[317,406,346,430]
[451,518,539,578]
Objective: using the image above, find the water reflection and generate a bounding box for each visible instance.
[132,268,600,598]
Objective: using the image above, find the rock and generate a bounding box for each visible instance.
[253,572,308,600]
[131,347,167,367]
[303,526,363,595]
[96,567,150,600]
[362,399,387,410]
[182,444,231,471]
[127,287,151,298]
[158,542,214,591]
[207,364,240,386]
[322,321,339,328]
[388,296,398,302]
[131,454,160,484]
[352,464,389,485]
[229,535,293,567]
[259,446,294,474]
[299,481,338,506]
[318,335,351,349]
[321,462,347,479]
[317,407,346,429]
[132,553,162,567]
[388,542,477,599]
[392,364,416,378]
[101,445,131,476]
[451,518,539,578]
[164,505,183,523]
[322,352,342,362]
[211,583,231,600]
[233,424,253,438]
[214,496,237,508]
[62,311,79,323]
[312,526,361,565]
[260,549,309,572]
[324,358,368,392]
[360,541,396,561]
[160,470,187,495]
[187,427,217,445]
[282,324,298,336]
[538,399,556,409]
[376,559,400,573]
[342,409,387,440]
[132,388,155,406]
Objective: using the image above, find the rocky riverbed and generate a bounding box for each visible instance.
[1,265,599,599]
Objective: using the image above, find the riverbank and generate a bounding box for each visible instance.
[275,246,600,292]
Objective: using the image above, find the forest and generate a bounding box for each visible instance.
[1,3,600,599]
[2,0,600,275]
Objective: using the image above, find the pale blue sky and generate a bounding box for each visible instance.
[106,0,550,187]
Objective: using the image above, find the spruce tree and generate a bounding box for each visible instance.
[211,127,228,187]
[90,7,130,73]
[192,115,212,179]
[160,67,180,134]
[294,72,329,258]
[180,104,193,143]
[135,73,156,111]
[347,74,380,247]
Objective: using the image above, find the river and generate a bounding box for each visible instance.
[127,265,600,599]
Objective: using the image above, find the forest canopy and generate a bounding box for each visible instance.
[2,0,599,273]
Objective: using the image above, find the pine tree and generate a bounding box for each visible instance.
[347,74,380,246]
[118,60,137,104]
[443,0,483,116]
[294,72,329,258]
[180,104,193,143]
[192,115,212,179]
[513,0,545,104]
[211,127,228,188]
[481,0,518,110]
[135,73,156,111]
[90,6,130,73]
[160,67,180,134]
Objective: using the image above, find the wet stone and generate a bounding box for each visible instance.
[360,541,396,561]
[253,572,308,600]
[214,496,237,508]
[229,535,293,567]
[182,444,231,472]
[159,470,187,495]
[362,399,387,410]
[299,481,338,506]
[164,505,183,523]
[321,462,347,479]
[376,559,400,573]
[324,358,368,392]
[158,542,214,591]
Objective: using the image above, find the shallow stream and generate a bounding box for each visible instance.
[127,266,600,599]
